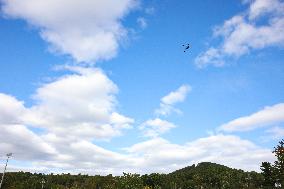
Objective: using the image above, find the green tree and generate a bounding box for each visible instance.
[261,162,275,188]
[117,173,144,189]
[261,139,284,188]
[273,139,284,187]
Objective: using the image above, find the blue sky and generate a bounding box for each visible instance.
[0,0,284,174]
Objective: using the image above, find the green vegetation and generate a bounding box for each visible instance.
[0,163,263,189]
[0,139,283,189]
[261,139,284,188]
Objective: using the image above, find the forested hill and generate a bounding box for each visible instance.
[167,162,263,188]
[0,162,264,189]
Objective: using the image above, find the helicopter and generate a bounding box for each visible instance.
[182,43,190,52]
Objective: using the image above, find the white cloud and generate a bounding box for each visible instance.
[1,0,139,63]
[140,86,189,138]
[0,94,26,124]
[265,126,284,140]
[0,94,57,161]
[28,67,134,140]
[34,139,138,175]
[137,17,147,29]
[0,67,134,171]
[155,85,191,116]
[139,118,177,138]
[195,47,225,68]
[0,124,57,161]
[155,103,182,117]
[125,134,273,173]
[195,0,284,67]
[1,75,273,174]
[219,103,284,132]
[0,98,274,175]
[248,0,284,20]
[0,73,135,175]
[161,85,191,105]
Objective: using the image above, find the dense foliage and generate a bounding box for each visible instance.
[261,139,284,188]
[0,162,263,189]
[1,139,283,189]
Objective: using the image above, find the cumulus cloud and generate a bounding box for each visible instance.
[1,0,139,63]
[139,86,189,138]
[139,118,177,138]
[0,68,139,175]
[124,134,273,173]
[0,95,274,175]
[0,94,26,124]
[0,67,134,171]
[0,94,58,161]
[0,124,57,161]
[155,85,191,116]
[195,0,284,68]
[247,0,284,20]
[218,103,284,132]
[0,91,273,174]
[35,139,138,175]
[30,134,267,175]
[28,67,134,140]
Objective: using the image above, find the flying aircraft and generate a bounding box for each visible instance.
[182,43,190,52]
